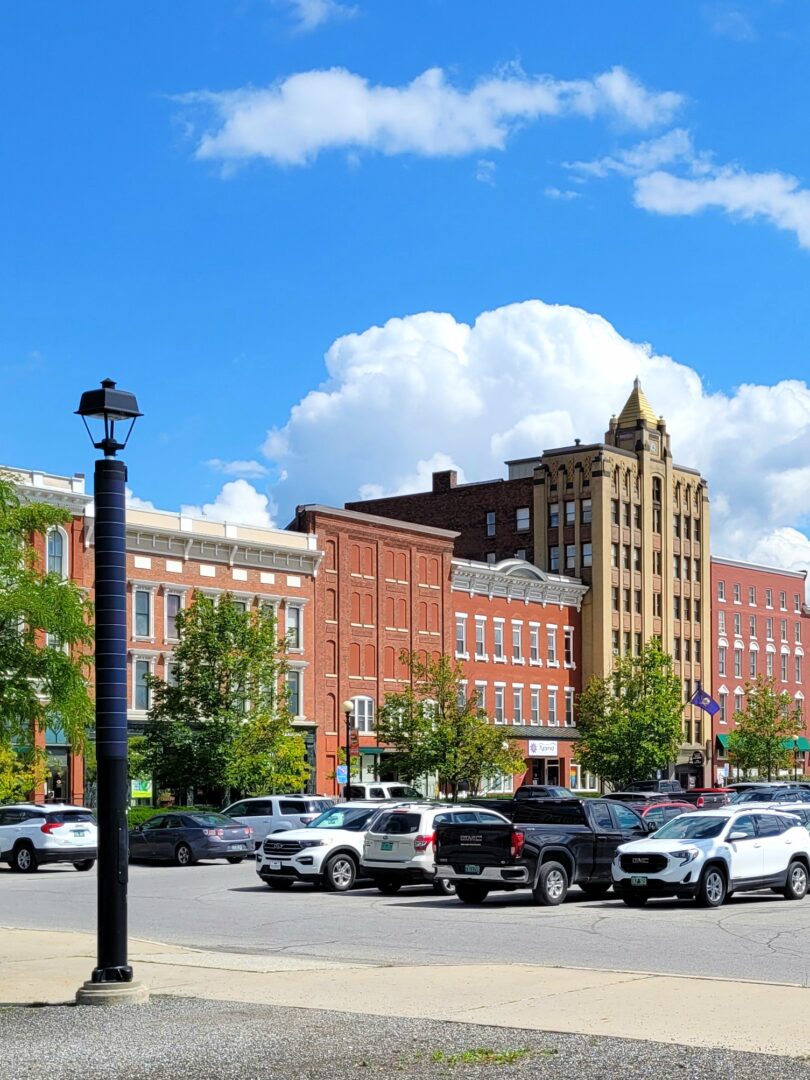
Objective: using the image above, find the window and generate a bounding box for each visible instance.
[564,627,574,666]
[486,511,496,537]
[611,499,619,525]
[286,604,302,650]
[134,589,151,638]
[674,596,681,621]
[780,591,788,611]
[717,580,726,601]
[512,687,523,725]
[623,545,631,571]
[582,542,592,568]
[47,529,66,577]
[734,689,744,715]
[623,587,631,613]
[549,546,560,572]
[514,549,527,561]
[796,622,803,644]
[718,611,726,634]
[612,629,620,655]
[623,502,631,527]
[165,660,177,688]
[612,586,619,612]
[565,501,575,526]
[674,638,681,661]
[766,651,774,678]
[565,544,576,570]
[493,620,505,661]
[548,503,560,529]
[633,504,641,529]
[694,599,701,623]
[694,559,700,583]
[529,624,540,663]
[749,586,756,606]
[718,647,727,677]
[694,640,701,663]
[475,618,486,659]
[455,616,467,657]
[765,589,773,608]
[796,593,803,614]
[781,619,788,642]
[475,684,486,711]
[547,688,557,725]
[286,670,302,716]
[494,686,505,724]
[684,598,691,622]
[795,656,802,684]
[547,628,557,665]
[733,583,741,604]
[564,687,575,726]
[530,687,541,725]
[134,659,151,711]
[673,555,680,578]
[749,649,757,678]
[684,639,691,662]
[673,515,681,539]
[734,647,743,679]
[733,613,742,637]
[749,616,756,638]
[766,618,774,640]
[611,543,618,569]
[512,622,523,661]
[516,507,530,532]
[633,546,641,571]
[486,552,497,564]
[653,550,662,575]
[165,592,181,640]
[581,498,592,524]
[719,690,727,724]
[684,516,691,541]
[353,696,375,733]
[781,654,788,683]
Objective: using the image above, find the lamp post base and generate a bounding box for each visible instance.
[76,980,150,1006]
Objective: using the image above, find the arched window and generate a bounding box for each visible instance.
[353,696,375,733]
[47,528,68,578]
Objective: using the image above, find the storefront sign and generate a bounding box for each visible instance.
[131,778,152,801]
[528,740,558,758]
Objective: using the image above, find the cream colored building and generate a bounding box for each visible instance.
[525,380,712,785]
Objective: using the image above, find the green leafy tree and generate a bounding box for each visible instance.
[143,593,307,800]
[0,473,94,794]
[0,744,47,803]
[575,639,683,792]
[377,652,526,801]
[727,676,800,781]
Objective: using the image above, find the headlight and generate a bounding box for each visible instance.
[673,847,700,865]
[298,840,324,849]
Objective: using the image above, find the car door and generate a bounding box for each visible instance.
[726,814,763,882]
[754,813,791,879]
[159,814,185,859]
[608,803,648,878]
[134,815,165,859]
[0,809,25,857]
[590,801,624,881]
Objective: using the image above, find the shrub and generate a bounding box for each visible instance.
[127,805,216,827]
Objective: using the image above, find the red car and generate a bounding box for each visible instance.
[631,801,694,828]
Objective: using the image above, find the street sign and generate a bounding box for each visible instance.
[336,765,348,784]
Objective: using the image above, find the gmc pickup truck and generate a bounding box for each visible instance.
[434,798,654,905]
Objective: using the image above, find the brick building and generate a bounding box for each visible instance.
[711,557,810,783]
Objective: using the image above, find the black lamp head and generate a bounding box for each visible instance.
[76,378,142,457]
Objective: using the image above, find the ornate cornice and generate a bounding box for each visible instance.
[451,558,588,611]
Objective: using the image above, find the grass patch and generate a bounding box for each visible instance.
[431,1047,547,1067]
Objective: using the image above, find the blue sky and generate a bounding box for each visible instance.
[3,1,810,567]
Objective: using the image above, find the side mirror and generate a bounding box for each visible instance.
[132,825,143,833]
[643,819,658,833]
[728,830,747,842]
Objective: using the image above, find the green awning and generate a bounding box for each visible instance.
[716,734,730,749]
[358,746,395,755]
[783,737,810,752]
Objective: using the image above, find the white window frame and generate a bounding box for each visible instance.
[285,602,304,652]
[547,687,558,726]
[529,623,541,665]
[455,613,468,659]
[46,526,69,579]
[564,687,575,727]
[511,620,523,663]
[564,627,575,668]
[132,585,156,641]
[515,507,530,533]
[512,685,523,725]
[287,666,305,718]
[546,626,558,666]
[474,617,487,660]
[475,681,487,711]
[494,684,506,725]
[530,686,541,726]
[352,695,375,733]
[493,618,506,662]
[132,655,154,712]
[164,588,186,643]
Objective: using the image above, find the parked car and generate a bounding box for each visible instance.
[513,785,575,800]
[634,801,695,828]
[129,811,253,865]
[678,788,732,809]
[626,779,684,795]
[0,803,97,873]
[729,787,810,805]
[346,782,424,801]
[600,792,672,803]
[256,801,392,891]
[434,797,653,905]
[362,803,512,895]
[612,808,810,907]
[221,795,335,846]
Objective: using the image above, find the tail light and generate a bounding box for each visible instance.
[244,827,253,836]
[414,833,435,852]
[203,828,224,837]
[696,797,705,809]
[41,822,60,834]
[510,831,525,858]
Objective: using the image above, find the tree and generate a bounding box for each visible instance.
[0,473,94,793]
[377,652,526,801]
[143,593,308,800]
[575,639,683,792]
[727,676,800,781]
[0,744,46,803]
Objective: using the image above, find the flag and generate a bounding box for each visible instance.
[690,684,720,717]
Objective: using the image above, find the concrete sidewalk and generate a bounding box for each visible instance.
[3,927,809,1059]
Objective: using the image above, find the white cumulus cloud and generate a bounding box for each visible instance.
[181,479,275,528]
[280,0,357,32]
[262,299,810,587]
[206,457,270,479]
[179,65,683,168]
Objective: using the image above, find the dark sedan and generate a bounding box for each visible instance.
[129,811,253,866]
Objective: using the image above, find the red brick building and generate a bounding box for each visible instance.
[711,557,810,782]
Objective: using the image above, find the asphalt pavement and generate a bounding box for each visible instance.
[4,858,810,985]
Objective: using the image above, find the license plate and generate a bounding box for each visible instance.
[228,845,245,851]
[464,864,482,875]
[268,859,281,870]
[73,830,87,837]
[631,875,648,886]
[381,842,393,851]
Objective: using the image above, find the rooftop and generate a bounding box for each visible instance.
[616,377,660,427]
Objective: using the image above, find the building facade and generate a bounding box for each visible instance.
[711,557,810,782]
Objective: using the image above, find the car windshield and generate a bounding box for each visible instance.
[186,812,236,827]
[730,791,775,803]
[307,807,376,831]
[385,786,423,799]
[653,815,730,840]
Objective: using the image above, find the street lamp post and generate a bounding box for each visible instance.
[342,700,354,801]
[75,379,148,1006]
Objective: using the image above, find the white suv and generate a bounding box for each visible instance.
[612,807,810,907]
[346,783,424,801]
[362,803,511,896]
[257,802,393,891]
[221,795,334,847]
[0,804,97,873]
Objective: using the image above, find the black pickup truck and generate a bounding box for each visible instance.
[434,798,654,905]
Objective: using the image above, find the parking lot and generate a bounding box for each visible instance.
[5,857,810,986]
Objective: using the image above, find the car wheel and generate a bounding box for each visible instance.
[73,860,95,872]
[696,865,727,907]
[532,861,569,906]
[579,882,611,899]
[376,879,401,895]
[783,860,808,901]
[621,895,648,907]
[455,882,489,904]
[324,854,357,892]
[266,878,294,889]
[174,843,193,867]
[12,844,38,873]
[226,857,245,865]
[432,878,456,896]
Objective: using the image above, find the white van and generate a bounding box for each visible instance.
[346,782,424,801]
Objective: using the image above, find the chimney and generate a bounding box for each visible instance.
[432,470,458,493]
